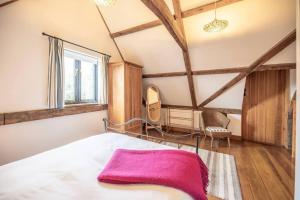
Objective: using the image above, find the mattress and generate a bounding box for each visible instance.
[0,133,194,200]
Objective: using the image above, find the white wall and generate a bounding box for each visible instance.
[0,111,107,165]
[0,0,121,165]
[294,1,300,199]
[0,0,121,112]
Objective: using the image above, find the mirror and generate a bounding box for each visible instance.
[146,85,161,123]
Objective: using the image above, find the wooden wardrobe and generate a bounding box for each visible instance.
[108,61,142,133]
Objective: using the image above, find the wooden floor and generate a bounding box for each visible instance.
[146,131,295,200]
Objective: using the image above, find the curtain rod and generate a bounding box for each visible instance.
[42,32,111,58]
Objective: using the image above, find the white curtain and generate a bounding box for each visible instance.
[98,55,110,104]
[47,37,64,109]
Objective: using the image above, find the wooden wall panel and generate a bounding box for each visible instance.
[292,100,296,157]
[242,70,289,146]
[0,114,4,125]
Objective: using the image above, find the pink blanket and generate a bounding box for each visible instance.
[98,149,208,200]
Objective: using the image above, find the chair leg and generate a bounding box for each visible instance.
[159,124,164,137]
[145,125,149,140]
[227,137,231,148]
[203,134,206,143]
[210,137,214,149]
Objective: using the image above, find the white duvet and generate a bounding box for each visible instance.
[0,133,193,200]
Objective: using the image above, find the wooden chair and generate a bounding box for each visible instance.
[200,110,231,149]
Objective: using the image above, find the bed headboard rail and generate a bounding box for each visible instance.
[102,118,200,154]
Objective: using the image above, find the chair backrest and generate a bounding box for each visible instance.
[200,110,230,129]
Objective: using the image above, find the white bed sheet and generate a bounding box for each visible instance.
[0,133,193,200]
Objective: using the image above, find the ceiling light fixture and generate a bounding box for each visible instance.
[203,0,228,32]
[94,0,117,7]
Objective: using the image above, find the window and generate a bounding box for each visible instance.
[64,50,98,105]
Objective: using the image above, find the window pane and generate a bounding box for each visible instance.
[81,61,96,102]
[64,57,76,102]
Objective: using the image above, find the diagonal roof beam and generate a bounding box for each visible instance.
[172,0,197,108]
[141,0,187,51]
[199,29,296,107]
[0,0,19,8]
[111,0,242,38]
[96,6,125,61]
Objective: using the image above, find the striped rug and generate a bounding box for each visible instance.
[162,142,242,200]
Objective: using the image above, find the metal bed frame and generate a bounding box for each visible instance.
[103,118,201,154]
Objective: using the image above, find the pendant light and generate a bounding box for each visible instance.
[95,0,117,7]
[203,0,228,32]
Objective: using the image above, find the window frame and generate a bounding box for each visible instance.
[64,49,98,105]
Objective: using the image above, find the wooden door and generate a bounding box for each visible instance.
[242,70,289,146]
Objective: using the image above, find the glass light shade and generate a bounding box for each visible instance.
[203,18,228,32]
[95,0,117,7]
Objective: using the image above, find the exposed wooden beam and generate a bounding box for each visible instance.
[172,0,186,38]
[199,30,296,107]
[141,0,187,51]
[201,107,242,115]
[0,0,18,8]
[162,104,192,110]
[111,0,242,38]
[143,71,187,78]
[96,6,125,61]
[111,20,162,38]
[172,0,197,108]
[161,104,241,114]
[3,104,107,125]
[182,0,241,18]
[142,63,296,78]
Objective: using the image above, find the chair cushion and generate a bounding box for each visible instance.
[205,126,230,133]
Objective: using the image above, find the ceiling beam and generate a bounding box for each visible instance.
[198,29,296,107]
[142,63,296,78]
[111,20,162,38]
[111,0,242,38]
[141,0,187,51]
[0,0,18,8]
[172,0,197,108]
[182,0,241,18]
[143,71,187,78]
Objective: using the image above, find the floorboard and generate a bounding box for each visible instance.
[147,131,295,200]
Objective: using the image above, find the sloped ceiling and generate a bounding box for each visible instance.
[99,0,296,109]
[0,0,296,108]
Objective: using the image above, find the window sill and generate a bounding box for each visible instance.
[64,102,99,107]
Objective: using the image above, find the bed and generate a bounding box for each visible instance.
[0,132,197,200]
